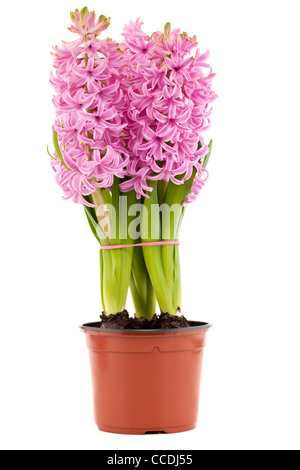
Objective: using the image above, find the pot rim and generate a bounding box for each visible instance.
[80,320,212,334]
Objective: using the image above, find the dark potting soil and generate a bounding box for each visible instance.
[99,311,131,329]
[100,311,190,330]
[158,312,190,329]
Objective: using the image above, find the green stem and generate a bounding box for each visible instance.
[98,181,135,315]
[157,180,168,205]
[159,140,213,314]
[141,181,175,315]
[130,274,145,317]
[100,249,105,312]
[130,247,156,319]
[102,249,119,314]
[82,140,213,318]
[126,190,157,320]
[173,245,182,312]
[160,164,199,314]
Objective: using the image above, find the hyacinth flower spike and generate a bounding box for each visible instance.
[49,7,216,320]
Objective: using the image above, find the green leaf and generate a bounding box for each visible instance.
[203,140,213,169]
[102,189,112,206]
[83,205,100,244]
[47,145,56,160]
[53,130,70,170]
[142,181,175,314]
[82,195,109,245]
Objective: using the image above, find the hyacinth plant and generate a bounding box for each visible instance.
[49,7,216,321]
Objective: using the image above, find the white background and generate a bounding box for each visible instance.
[0,0,299,451]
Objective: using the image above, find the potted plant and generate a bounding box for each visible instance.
[49,7,216,435]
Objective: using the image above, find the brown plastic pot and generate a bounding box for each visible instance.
[81,321,211,435]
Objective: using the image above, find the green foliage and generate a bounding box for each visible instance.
[80,145,213,317]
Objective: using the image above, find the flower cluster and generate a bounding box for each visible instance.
[50,9,216,205]
[50,9,128,206]
[119,20,216,200]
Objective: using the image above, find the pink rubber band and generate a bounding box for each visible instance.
[100,241,180,250]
